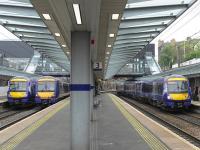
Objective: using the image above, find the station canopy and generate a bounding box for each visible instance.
[105,0,197,79]
[0,0,70,72]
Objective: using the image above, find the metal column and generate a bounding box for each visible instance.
[71,32,91,150]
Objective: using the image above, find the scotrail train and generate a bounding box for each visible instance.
[7,76,36,105]
[35,76,69,105]
[116,75,192,109]
[7,76,69,106]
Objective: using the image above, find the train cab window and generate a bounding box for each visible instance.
[9,81,27,91]
[167,80,188,93]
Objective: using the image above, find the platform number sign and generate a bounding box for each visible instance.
[93,62,102,71]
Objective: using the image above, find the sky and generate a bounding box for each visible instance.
[151,0,200,61]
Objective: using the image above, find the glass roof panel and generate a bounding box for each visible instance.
[127,0,195,7]
[123,8,185,20]
[0,0,70,72]
[0,0,32,7]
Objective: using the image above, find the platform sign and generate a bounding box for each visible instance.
[93,62,102,71]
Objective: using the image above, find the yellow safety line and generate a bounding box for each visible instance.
[0,100,70,150]
[109,94,169,150]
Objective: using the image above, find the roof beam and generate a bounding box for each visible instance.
[115,39,152,45]
[116,32,158,40]
[114,41,149,46]
[114,42,147,49]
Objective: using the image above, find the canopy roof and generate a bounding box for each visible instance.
[105,0,197,79]
[0,0,70,71]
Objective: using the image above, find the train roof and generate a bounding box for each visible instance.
[136,74,187,82]
[37,76,58,82]
[9,76,31,82]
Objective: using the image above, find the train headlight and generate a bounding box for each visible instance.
[167,95,171,99]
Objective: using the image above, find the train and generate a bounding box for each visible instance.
[116,75,192,109]
[35,76,69,105]
[7,76,69,106]
[7,76,36,105]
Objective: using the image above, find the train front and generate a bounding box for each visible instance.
[164,76,191,108]
[7,77,31,105]
[35,78,57,104]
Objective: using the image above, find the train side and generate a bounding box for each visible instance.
[117,75,192,109]
[35,76,69,105]
[7,76,36,105]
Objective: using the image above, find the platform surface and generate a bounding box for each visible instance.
[0,98,7,106]
[96,94,151,150]
[2,94,197,150]
[192,100,200,107]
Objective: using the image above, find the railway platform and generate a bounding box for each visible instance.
[0,98,7,106]
[0,94,199,150]
[192,100,200,107]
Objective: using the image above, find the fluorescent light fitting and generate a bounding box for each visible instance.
[62,44,66,47]
[42,13,51,20]
[107,44,112,48]
[112,14,119,20]
[67,52,70,54]
[109,33,115,38]
[55,33,60,37]
[73,4,82,24]
[106,52,110,55]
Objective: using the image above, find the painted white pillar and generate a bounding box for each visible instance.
[71,32,91,150]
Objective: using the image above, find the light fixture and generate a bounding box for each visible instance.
[106,52,110,55]
[67,52,70,54]
[106,56,109,59]
[42,13,51,20]
[62,44,66,47]
[107,44,112,48]
[112,14,119,20]
[73,4,82,24]
[109,33,115,38]
[55,33,60,37]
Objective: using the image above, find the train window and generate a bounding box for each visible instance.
[143,83,153,93]
[158,83,163,94]
[9,81,27,91]
[38,82,55,91]
[167,81,188,93]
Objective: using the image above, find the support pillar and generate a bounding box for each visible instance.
[71,32,91,150]
[90,63,94,121]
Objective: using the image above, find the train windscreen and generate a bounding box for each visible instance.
[38,82,55,92]
[167,80,188,93]
[9,81,27,91]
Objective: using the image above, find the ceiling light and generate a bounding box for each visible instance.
[107,44,112,48]
[112,14,119,20]
[106,52,110,55]
[62,44,66,47]
[106,57,109,59]
[55,33,60,37]
[109,33,115,38]
[67,52,70,54]
[73,4,82,24]
[42,14,51,20]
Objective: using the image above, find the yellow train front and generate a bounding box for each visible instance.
[35,76,69,105]
[162,75,192,109]
[7,76,35,105]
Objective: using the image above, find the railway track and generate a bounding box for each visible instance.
[0,108,41,130]
[120,96,200,148]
